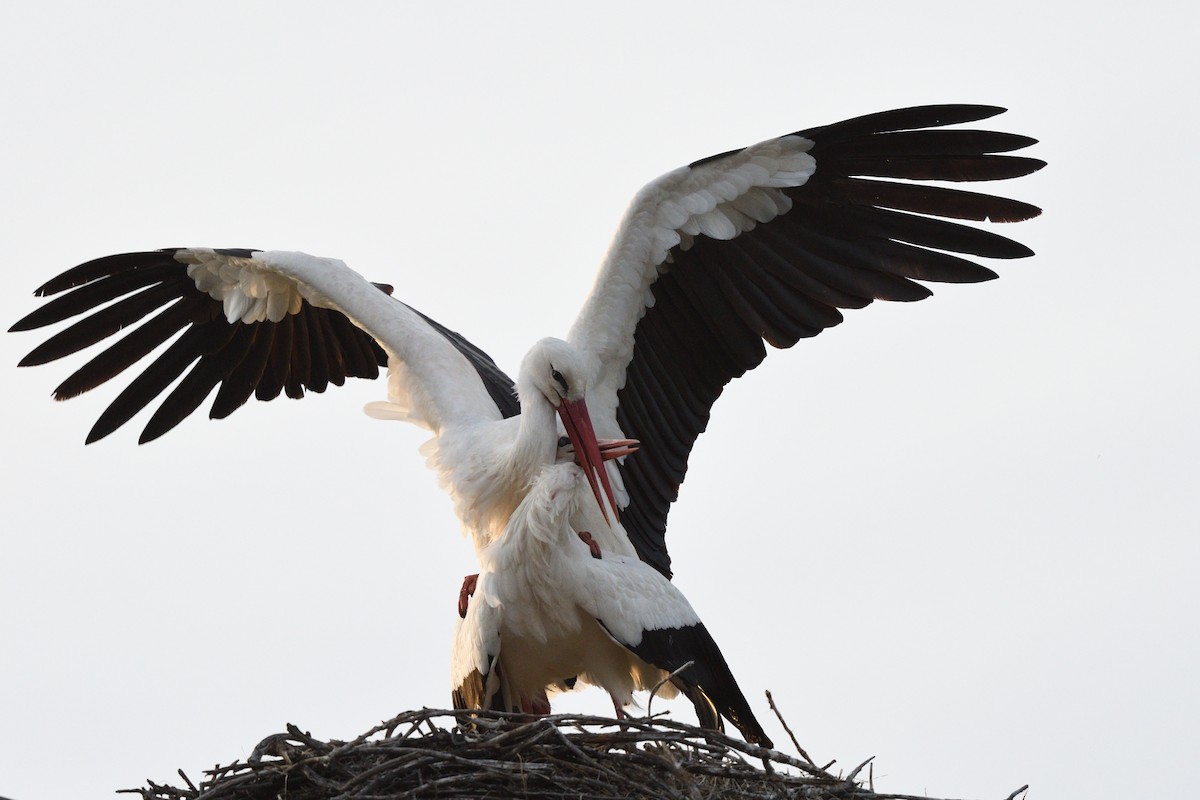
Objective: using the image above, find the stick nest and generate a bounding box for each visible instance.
[119,707,1013,800]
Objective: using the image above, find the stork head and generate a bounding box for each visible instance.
[519,338,619,524]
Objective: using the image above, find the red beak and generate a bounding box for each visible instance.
[597,438,639,461]
[557,397,620,525]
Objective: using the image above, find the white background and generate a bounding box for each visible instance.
[2,2,1196,799]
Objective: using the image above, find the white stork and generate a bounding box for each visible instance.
[451,460,773,746]
[11,104,1043,727]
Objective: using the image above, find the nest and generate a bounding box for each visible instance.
[120,704,1027,800]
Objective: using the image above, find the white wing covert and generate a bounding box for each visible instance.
[569,135,817,419]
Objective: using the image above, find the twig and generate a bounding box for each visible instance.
[647,659,695,720]
[845,755,875,784]
[176,770,198,793]
[764,688,818,767]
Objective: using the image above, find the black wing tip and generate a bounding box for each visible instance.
[798,103,1006,139]
[84,424,111,446]
[16,247,393,444]
[51,383,84,402]
[993,201,1043,224]
[30,249,181,297]
[25,247,257,298]
[879,103,1009,125]
[10,315,40,334]
[941,102,1006,119]
[136,430,163,445]
[905,103,1007,123]
[10,301,82,332]
[988,155,1046,181]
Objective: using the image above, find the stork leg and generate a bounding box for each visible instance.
[520,690,551,717]
[609,695,630,720]
[577,530,602,559]
[457,573,479,619]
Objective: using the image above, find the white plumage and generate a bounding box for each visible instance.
[10,104,1044,737]
[451,461,772,745]
[451,463,682,706]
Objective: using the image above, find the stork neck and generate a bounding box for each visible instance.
[508,397,558,479]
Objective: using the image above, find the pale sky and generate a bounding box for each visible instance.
[2,3,1197,799]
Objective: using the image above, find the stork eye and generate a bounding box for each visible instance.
[557,436,570,448]
[551,369,568,392]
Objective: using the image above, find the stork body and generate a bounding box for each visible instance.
[451,461,773,746]
[11,105,1045,730]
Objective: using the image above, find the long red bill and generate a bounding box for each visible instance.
[557,397,620,525]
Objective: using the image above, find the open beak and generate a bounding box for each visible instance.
[598,438,639,461]
[557,397,623,525]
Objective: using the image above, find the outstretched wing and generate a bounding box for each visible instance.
[568,105,1044,577]
[11,248,518,443]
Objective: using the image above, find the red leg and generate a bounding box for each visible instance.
[610,695,630,720]
[577,530,602,559]
[458,573,479,619]
[521,690,551,716]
